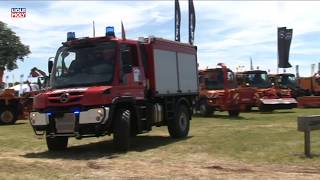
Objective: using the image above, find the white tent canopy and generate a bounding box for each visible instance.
[9,83,39,94]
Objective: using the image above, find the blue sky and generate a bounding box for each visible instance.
[1,1,320,83]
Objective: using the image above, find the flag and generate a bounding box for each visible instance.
[278,27,293,68]
[174,0,181,42]
[188,0,196,45]
[121,20,126,40]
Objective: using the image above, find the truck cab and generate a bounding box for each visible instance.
[30,29,198,151]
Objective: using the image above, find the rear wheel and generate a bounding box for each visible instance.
[46,136,68,151]
[228,110,240,117]
[0,106,18,125]
[113,108,131,152]
[199,100,214,117]
[168,104,190,138]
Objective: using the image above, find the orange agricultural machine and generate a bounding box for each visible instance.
[297,73,320,96]
[196,63,255,117]
[269,73,309,98]
[0,67,47,124]
[296,72,320,108]
[0,70,30,124]
[236,70,297,111]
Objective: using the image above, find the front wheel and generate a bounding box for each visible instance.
[259,105,273,112]
[113,108,131,152]
[0,106,18,125]
[199,100,214,117]
[168,105,190,138]
[46,136,68,151]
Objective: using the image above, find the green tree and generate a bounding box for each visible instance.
[0,21,30,71]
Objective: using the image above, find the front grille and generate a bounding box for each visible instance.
[48,91,84,104]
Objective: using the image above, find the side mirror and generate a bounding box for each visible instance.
[48,60,53,74]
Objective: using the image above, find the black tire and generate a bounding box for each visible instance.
[199,100,214,117]
[46,136,68,151]
[168,104,190,138]
[228,110,240,117]
[113,108,131,152]
[0,106,18,125]
[259,105,273,112]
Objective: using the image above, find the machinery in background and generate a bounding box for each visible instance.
[296,72,320,108]
[269,73,309,98]
[196,63,255,117]
[236,70,297,111]
[0,67,48,125]
[297,73,320,96]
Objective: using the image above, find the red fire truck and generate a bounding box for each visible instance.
[29,28,199,151]
[197,63,255,117]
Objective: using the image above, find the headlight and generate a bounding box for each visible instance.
[79,107,109,124]
[29,112,49,126]
[96,109,104,122]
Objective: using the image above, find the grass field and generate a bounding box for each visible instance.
[0,108,320,179]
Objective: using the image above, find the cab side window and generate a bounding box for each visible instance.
[120,44,139,83]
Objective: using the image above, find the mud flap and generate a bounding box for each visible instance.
[259,98,298,110]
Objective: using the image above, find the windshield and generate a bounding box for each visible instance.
[51,42,116,88]
[278,75,297,88]
[245,73,271,88]
[203,70,237,90]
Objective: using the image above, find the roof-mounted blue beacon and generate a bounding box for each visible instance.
[67,32,76,41]
[105,26,115,38]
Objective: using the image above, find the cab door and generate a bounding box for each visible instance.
[117,43,145,100]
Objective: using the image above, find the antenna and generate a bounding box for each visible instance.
[250,56,253,70]
[93,20,95,37]
[121,20,126,40]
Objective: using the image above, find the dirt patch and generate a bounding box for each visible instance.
[0,150,320,179]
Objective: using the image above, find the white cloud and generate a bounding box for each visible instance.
[1,1,320,80]
[194,1,320,76]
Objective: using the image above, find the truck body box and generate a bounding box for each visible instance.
[148,38,198,96]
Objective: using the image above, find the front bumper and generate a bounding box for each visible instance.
[29,107,110,137]
[259,98,298,110]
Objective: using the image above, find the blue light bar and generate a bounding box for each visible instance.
[105,26,115,37]
[67,32,76,41]
[74,111,80,115]
[47,112,52,116]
